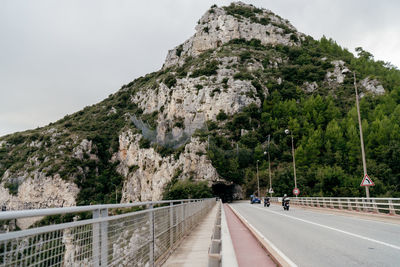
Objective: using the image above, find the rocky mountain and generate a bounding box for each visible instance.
[1,2,400,222]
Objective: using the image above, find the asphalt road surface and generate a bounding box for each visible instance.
[230,202,400,267]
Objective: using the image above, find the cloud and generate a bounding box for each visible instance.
[1,0,399,136]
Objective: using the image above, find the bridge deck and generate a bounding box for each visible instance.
[163,203,219,266]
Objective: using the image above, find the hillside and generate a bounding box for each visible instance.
[1,2,400,212]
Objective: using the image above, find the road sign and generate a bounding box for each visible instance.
[293,187,300,196]
[269,188,274,194]
[360,174,375,186]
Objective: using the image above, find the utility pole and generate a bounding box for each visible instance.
[256,160,260,197]
[267,135,272,197]
[354,72,370,198]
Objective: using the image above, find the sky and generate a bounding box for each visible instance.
[1,0,400,137]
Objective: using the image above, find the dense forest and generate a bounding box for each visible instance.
[198,36,400,198]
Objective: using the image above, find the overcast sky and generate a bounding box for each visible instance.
[1,0,399,136]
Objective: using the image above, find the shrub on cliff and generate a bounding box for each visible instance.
[163,180,213,200]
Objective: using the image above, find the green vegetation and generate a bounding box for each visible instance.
[164,74,177,88]
[216,110,228,121]
[190,60,219,78]
[176,45,183,57]
[200,35,400,197]
[163,180,213,200]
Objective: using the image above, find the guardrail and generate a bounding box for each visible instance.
[270,197,400,215]
[208,200,221,267]
[0,198,216,266]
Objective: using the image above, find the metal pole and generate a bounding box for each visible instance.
[256,160,260,197]
[100,208,108,266]
[266,134,272,197]
[92,209,100,267]
[111,183,118,204]
[149,204,154,267]
[291,133,298,197]
[115,186,118,204]
[354,72,370,198]
[268,150,272,197]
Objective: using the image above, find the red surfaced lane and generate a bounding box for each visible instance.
[224,204,276,267]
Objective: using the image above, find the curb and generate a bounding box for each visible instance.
[227,204,297,267]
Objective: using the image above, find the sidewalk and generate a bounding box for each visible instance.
[224,204,276,267]
[162,203,219,267]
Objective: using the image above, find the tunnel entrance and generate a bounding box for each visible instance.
[212,183,238,203]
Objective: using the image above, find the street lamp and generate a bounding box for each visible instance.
[342,69,370,198]
[285,129,298,197]
[111,183,118,204]
[256,160,260,197]
[264,134,273,197]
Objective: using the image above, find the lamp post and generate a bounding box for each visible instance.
[285,129,298,197]
[256,160,260,197]
[111,183,118,204]
[264,134,272,197]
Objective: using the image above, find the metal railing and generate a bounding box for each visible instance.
[0,198,216,266]
[270,197,400,215]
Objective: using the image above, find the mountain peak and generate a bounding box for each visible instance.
[164,2,302,68]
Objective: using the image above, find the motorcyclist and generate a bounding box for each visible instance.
[282,194,288,206]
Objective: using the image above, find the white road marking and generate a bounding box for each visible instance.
[248,204,400,251]
[229,205,298,267]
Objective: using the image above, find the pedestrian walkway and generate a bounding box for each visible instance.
[162,203,219,267]
[224,204,276,267]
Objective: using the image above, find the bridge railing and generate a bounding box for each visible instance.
[0,198,216,266]
[270,197,400,215]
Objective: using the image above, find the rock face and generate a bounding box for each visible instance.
[326,60,347,84]
[164,2,302,68]
[0,174,78,229]
[133,66,262,144]
[113,130,220,201]
[360,77,385,95]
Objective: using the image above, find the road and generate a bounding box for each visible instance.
[230,202,400,267]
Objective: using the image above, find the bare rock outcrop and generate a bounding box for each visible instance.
[0,174,78,228]
[164,2,302,68]
[114,130,220,202]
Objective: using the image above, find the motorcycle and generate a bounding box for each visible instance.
[264,197,270,207]
[283,198,290,211]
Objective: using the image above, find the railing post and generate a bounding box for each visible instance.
[388,200,396,215]
[100,208,108,266]
[92,209,100,267]
[338,199,343,210]
[362,198,368,212]
[182,201,185,235]
[170,202,174,247]
[356,198,361,212]
[149,203,154,267]
[347,199,353,211]
[372,199,379,213]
